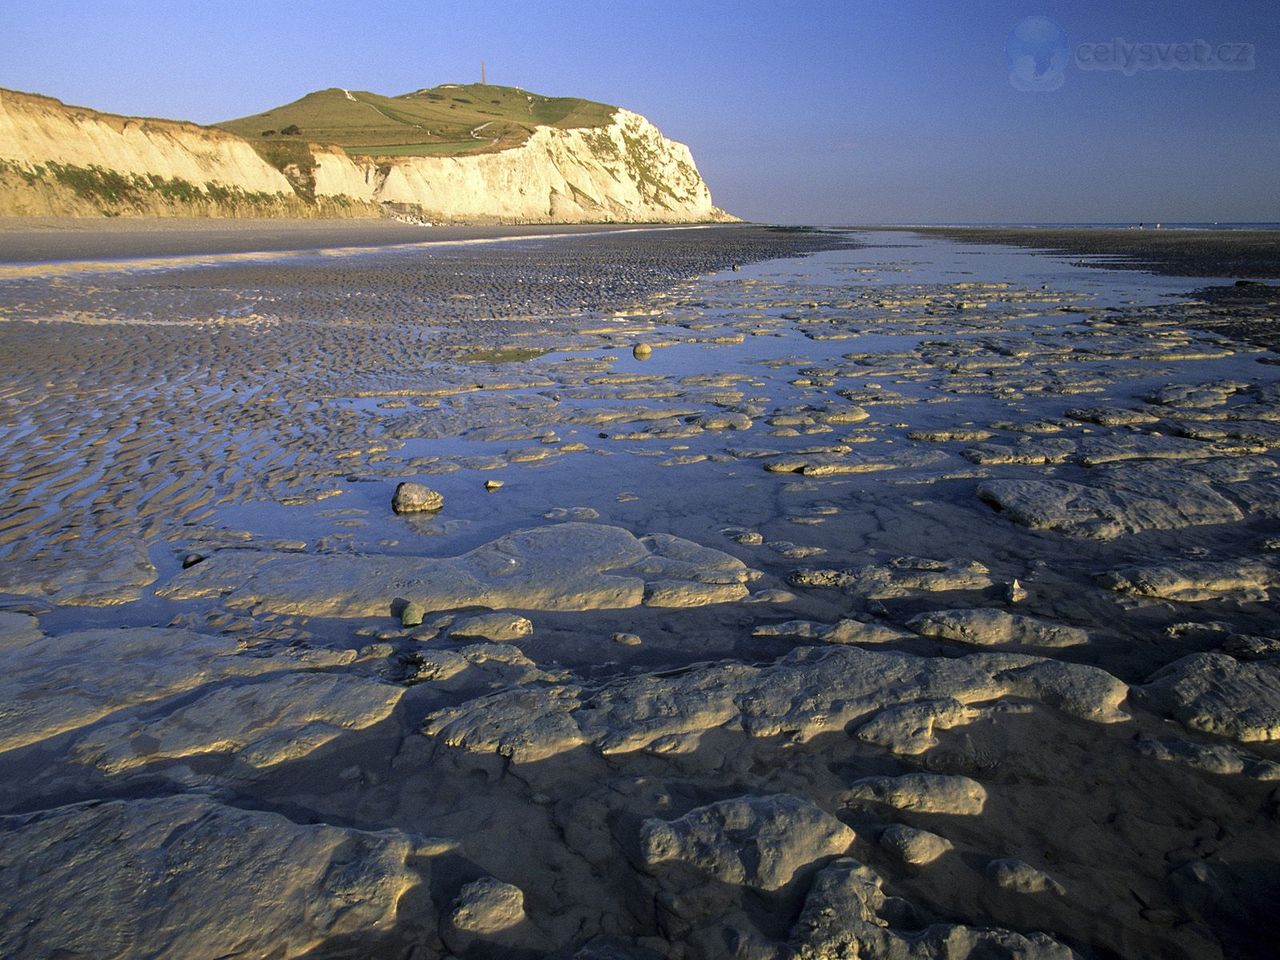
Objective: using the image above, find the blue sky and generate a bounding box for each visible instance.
[2,0,1276,223]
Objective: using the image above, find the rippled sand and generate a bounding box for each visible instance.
[0,224,1278,960]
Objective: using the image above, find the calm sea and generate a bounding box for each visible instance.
[862,222,1280,231]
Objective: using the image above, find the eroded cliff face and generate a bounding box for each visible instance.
[311,109,731,223]
[0,88,337,218]
[0,89,734,222]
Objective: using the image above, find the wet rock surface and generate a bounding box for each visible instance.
[879,823,953,866]
[792,858,1076,959]
[907,608,1089,648]
[421,644,1129,762]
[158,521,756,616]
[844,772,988,815]
[987,858,1068,897]
[0,624,354,752]
[72,670,406,773]
[1140,653,1280,743]
[1,226,1279,958]
[640,793,855,891]
[0,795,443,959]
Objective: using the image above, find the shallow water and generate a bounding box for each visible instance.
[1,226,1278,960]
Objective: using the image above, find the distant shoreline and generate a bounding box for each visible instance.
[869,224,1280,354]
[0,219,746,268]
[866,224,1280,280]
[859,222,1280,231]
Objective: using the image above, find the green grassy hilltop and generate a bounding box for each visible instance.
[216,83,616,159]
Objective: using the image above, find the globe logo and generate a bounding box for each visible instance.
[1007,16,1069,91]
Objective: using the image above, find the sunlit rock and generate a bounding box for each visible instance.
[0,795,442,959]
[158,522,757,616]
[640,794,855,891]
[423,645,1128,763]
[72,671,405,773]
[0,626,353,753]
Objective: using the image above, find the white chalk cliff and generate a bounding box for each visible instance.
[0,88,735,222]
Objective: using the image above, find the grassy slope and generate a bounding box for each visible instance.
[217,83,616,159]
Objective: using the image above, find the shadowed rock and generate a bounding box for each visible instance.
[987,858,1067,896]
[442,877,549,954]
[1066,406,1162,427]
[791,556,993,599]
[640,794,855,892]
[1136,734,1280,780]
[1140,653,1280,743]
[978,474,1241,540]
[413,642,565,688]
[791,858,1075,959]
[908,609,1088,648]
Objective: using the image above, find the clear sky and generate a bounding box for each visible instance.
[2,0,1276,224]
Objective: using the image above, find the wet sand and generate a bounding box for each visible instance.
[0,217,736,265]
[902,226,1280,352]
[1,225,1279,959]
[897,225,1280,279]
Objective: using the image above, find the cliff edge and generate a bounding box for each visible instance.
[0,85,737,222]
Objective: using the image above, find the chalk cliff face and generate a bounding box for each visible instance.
[311,109,727,223]
[0,88,735,222]
[0,88,327,217]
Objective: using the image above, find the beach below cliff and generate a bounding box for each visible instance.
[0,217,737,265]
[1,224,1278,960]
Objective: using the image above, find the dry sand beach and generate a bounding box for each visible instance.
[1,222,1279,959]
